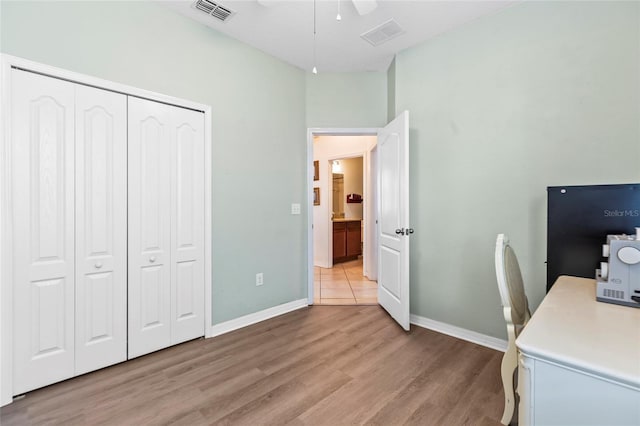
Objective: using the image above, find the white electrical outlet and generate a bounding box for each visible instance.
[256,272,264,286]
[291,203,301,215]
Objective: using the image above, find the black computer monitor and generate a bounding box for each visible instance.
[547,183,640,291]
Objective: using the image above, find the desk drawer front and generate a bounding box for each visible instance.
[521,356,640,426]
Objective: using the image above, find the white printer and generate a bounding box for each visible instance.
[595,227,640,308]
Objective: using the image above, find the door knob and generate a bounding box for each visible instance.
[95,262,103,269]
[408,228,415,235]
[395,228,405,235]
[149,256,157,263]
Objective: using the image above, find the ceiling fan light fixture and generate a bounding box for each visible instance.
[311,0,318,74]
[352,0,377,16]
[256,0,277,7]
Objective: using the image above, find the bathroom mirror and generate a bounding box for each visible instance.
[332,173,344,218]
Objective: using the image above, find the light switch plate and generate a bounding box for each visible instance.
[291,203,301,215]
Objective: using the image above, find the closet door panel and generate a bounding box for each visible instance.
[75,85,127,374]
[171,108,205,344]
[11,70,76,394]
[128,97,172,358]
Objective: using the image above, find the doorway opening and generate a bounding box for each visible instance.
[307,112,410,330]
[315,258,377,305]
[307,129,379,306]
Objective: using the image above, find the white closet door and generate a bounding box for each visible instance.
[74,85,127,374]
[128,97,172,358]
[170,107,205,344]
[11,70,76,394]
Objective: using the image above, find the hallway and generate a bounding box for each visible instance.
[314,258,378,305]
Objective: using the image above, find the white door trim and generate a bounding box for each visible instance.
[366,144,378,281]
[306,128,379,305]
[0,54,214,406]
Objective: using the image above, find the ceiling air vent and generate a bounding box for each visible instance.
[194,0,235,22]
[360,19,404,47]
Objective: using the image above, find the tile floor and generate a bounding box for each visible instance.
[313,258,378,305]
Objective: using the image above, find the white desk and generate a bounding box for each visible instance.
[516,276,640,426]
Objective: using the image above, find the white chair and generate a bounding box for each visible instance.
[495,234,531,425]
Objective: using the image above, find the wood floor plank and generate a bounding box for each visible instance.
[211,366,352,425]
[362,364,444,425]
[197,330,359,422]
[297,331,448,424]
[0,306,504,426]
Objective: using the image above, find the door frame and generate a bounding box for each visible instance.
[306,128,378,305]
[366,145,378,281]
[327,152,366,268]
[0,54,214,406]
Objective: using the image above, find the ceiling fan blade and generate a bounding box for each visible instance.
[352,0,378,16]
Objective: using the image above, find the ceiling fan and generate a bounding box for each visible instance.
[257,0,379,16]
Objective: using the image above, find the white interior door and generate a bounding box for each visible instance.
[170,107,205,344]
[74,85,127,374]
[128,97,172,358]
[377,111,411,331]
[11,70,76,393]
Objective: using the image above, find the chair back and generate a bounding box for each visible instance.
[495,234,530,331]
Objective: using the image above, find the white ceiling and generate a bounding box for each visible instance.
[163,0,516,72]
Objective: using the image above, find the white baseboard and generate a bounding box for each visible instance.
[205,302,506,352]
[207,299,309,338]
[410,314,508,352]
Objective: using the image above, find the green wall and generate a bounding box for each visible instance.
[3,0,639,341]
[386,57,396,122]
[395,1,640,338]
[1,1,308,324]
[306,71,387,128]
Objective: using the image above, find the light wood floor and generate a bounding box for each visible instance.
[1,306,504,426]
